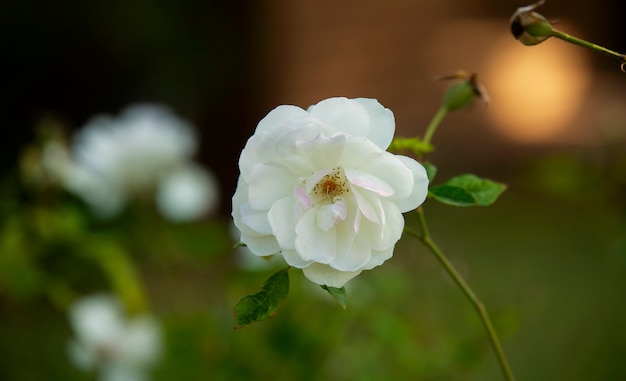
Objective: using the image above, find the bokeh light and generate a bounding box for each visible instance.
[483,31,591,143]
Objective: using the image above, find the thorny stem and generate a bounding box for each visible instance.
[404,209,516,381]
[551,29,626,71]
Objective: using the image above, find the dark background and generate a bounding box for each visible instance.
[2,0,625,214]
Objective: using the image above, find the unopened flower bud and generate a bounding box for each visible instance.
[510,0,553,46]
[438,71,489,112]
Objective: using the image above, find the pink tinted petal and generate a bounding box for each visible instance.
[345,168,394,196]
[350,187,381,224]
[393,155,429,212]
[302,263,362,288]
[294,186,312,210]
[358,152,414,200]
[354,98,395,150]
[308,98,370,138]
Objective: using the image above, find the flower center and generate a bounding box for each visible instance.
[310,167,349,203]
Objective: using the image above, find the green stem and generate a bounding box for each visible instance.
[422,105,448,147]
[405,208,516,381]
[551,29,626,69]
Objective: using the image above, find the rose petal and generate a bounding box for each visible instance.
[255,105,309,135]
[357,152,414,199]
[302,263,362,288]
[362,247,395,270]
[281,249,312,268]
[354,98,395,150]
[240,203,272,235]
[240,232,281,256]
[294,209,337,264]
[393,155,429,212]
[345,168,394,197]
[308,97,370,138]
[268,197,299,250]
[247,163,298,210]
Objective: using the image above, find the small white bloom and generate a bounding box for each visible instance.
[232,97,429,288]
[156,163,220,222]
[67,294,162,381]
[60,103,219,220]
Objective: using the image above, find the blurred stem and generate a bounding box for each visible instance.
[551,29,626,70]
[87,239,148,314]
[422,105,448,148]
[405,208,516,381]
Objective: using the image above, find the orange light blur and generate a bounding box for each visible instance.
[483,35,591,143]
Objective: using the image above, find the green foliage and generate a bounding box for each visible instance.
[429,174,507,207]
[423,162,437,182]
[234,267,290,329]
[389,137,434,157]
[321,285,347,309]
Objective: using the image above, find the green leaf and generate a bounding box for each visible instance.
[234,267,290,329]
[389,137,434,156]
[429,174,507,207]
[423,162,437,182]
[321,285,347,309]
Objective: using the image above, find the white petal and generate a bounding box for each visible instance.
[155,164,219,222]
[393,155,429,212]
[362,247,395,270]
[240,203,273,235]
[294,209,337,264]
[354,98,395,149]
[255,105,309,135]
[339,135,385,168]
[296,133,346,171]
[118,316,162,366]
[232,178,271,236]
[281,249,312,268]
[357,152,414,200]
[69,294,124,346]
[268,197,299,250]
[302,262,362,288]
[373,200,404,250]
[350,186,381,225]
[330,233,372,272]
[240,232,281,256]
[315,200,347,232]
[247,163,297,210]
[308,97,370,138]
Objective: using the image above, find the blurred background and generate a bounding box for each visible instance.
[1,0,626,380]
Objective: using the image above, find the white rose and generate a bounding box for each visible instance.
[232,97,429,288]
[60,103,218,221]
[67,294,162,381]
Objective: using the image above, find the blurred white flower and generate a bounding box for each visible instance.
[67,294,162,381]
[232,97,429,288]
[57,104,219,220]
[156,163,220,222]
